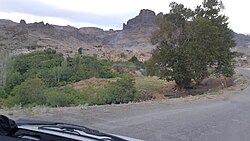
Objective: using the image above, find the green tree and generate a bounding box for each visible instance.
[6,50,64,89]
[5,49,116,96]
[40,66,63,87]
[10,78,46,106]
[147,0,235,88]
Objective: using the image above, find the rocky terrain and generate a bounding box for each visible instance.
[0,9,162,61]
[0,9,250,61]
[233,33,250,54]
[234,33,250,48]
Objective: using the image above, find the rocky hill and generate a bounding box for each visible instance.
[0,9,161,61]
[0,9,249,61]
[234,33,250,48]
[232,33,250,54]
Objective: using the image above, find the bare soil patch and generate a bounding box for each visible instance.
[147,73,248,100]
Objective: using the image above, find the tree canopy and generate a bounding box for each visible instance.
[3,49,116,90]
[146,0,235,88]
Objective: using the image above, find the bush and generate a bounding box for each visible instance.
[88,91,109,105]
[0,98,7,106]
[0,86,7,98]
[44,87,78,107]
[74,76,138,105]
[5,71,24,92]
[106,75,137,104]
[128,56,145,69]
[74,86,108,106]
[9,78,46,106]
[45,91,72,107]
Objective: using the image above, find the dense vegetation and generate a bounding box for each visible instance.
[146,0,235,88]
[0,0,237,107]
[5,48,116,90]
[0,49,141,107]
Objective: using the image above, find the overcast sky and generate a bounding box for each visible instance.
[0,0,249,34]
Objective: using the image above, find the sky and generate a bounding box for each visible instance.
[0,0,249,34]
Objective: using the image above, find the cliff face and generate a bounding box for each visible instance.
[0,9,160,61]
[0,20,92,54]
[123,9,158,30]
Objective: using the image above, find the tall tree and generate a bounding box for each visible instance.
[146,0,235,88]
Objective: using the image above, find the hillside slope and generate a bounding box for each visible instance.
[0,9,249,60]
[0,9,161,61]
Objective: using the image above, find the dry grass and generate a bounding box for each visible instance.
[135,76,166,92]
[135,76,176,99]
[67,77,117,90]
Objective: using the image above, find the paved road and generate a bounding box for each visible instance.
[84,69,250,141]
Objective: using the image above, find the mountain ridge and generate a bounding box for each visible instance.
[0,9,249,61]
[0,9,161,61]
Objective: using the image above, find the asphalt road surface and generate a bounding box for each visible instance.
[85,69,250,141]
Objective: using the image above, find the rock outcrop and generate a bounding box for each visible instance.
[20,19,26,25]
[123,9,158,30]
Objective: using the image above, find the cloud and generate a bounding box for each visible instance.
[0,0,133,28]
[0,0,200,29]
[0,0,248,33]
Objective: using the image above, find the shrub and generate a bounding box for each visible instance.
[0,98,7,106]
[0,86,7,98]
[45,91,73,107]
[75,86,108,106]
[106,75,137,104]
[9,78,46,106]
[44,87,78,107]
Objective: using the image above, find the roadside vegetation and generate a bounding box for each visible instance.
[0,49,146,107]
[0,0,238,108]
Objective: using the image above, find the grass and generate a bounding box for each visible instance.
[70,76,167,93]
[135,76,166,93]
[68,78,113,90]
[66,76,170,104]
